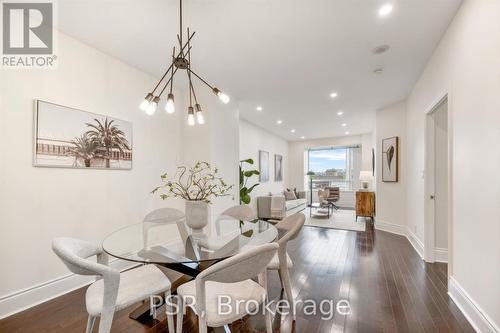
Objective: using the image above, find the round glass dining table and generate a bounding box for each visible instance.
[102,218,278,277]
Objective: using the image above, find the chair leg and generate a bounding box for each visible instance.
[176,296,184,333]
[264,294,273,333]
[277,268,284,291]
[85,315,96,333]
[279,266,296,321]
[198,316,208,333]
[165,290,175,333]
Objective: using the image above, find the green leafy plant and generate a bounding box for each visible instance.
[152,161,234,204]
[239,159,260,204]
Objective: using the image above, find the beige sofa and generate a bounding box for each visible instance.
[257,191,307,220]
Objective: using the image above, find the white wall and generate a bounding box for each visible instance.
[375,102,407,235]
[405,0,500,330]
[180,89,240,222]
[0,32,185,317]
[239,120,288,211]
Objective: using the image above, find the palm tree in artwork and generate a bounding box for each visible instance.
[69,134,98,167]
[85,118,130,168]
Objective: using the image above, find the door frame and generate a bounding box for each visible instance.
[423,93,452,270]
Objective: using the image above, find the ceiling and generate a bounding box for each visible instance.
[57,0,462,141]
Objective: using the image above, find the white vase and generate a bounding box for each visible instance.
[185,200,209,236]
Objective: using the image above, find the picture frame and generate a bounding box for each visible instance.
[274,154,283,182]
[259,150,269,182]
[382,136,399,182]
[33,100,133,170]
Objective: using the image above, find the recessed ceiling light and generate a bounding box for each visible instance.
[378,4,393,17]
[330,92,338,98]
[300,136,305,139]
[373,44,390,54]
[256,106,263,111]
[341,123,347,127]
[276,120,283,124]
[345,131,350,135]
[291,129,296,133]
[337,111,344,116]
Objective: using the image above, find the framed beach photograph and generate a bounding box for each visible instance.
[34,100,133,170]
[382,136,398,182]
[259,150,269,182]
[275,154,283,182]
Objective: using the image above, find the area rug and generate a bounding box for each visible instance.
[304,208,366,232]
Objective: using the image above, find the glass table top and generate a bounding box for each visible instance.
[102,219,278,265]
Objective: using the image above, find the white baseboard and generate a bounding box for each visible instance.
[448,277,499,333]
[434,247,448,263]
[0,259,138,320]
[374,219,406,236]
[406,229,424,259]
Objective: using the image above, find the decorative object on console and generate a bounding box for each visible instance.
[382,136,399,182]
[239,158,260,205]
[259,150,269,182]
[359,170,373,190]
[274,154,283,181]
[152,162,234,235]
[139,0,230,124]
[34,100,132,170]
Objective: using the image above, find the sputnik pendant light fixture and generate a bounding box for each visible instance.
[139,0,230,124]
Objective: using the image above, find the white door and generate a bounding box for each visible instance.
[424,98,449,264]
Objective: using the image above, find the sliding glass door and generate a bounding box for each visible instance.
[307,146,361,191]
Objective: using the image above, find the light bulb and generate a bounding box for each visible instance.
[187,106,195,126]
[145,96,159,116]
[212,88,230,104]
[165,93,175,114]
[218,92,230,104]
[195,104,205,124]
[140,93,153,111]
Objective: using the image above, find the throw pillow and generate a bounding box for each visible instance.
[284,189,297,201]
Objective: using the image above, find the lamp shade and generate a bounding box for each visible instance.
[306,171,316,176]
[359,171,373,181]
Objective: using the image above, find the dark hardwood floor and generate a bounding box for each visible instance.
[0,223,474,333]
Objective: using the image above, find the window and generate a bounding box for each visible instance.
[307,146,361,191]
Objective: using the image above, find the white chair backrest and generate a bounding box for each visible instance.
[52,237,117,277]
[219,205,254,221]
[194,243,278,314]
[143,207,185,224]
[215,205,254,235]
[197,242,278,284]
[275,213,306,246]
[143,208,189,248]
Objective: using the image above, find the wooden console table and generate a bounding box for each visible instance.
[356,191,375,221]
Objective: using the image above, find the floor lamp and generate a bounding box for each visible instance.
[306,171,315,206]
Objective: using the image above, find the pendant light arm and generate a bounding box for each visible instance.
[150,31,195,94]
[158,67,179,96]
[169,47,175,94]
[188,68,215,90]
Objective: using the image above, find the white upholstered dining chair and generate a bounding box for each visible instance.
[267,213,305,320]
[215,204,254,236]
[52,237,174,333]
[175,242,279,333]
[143,207,189,249]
